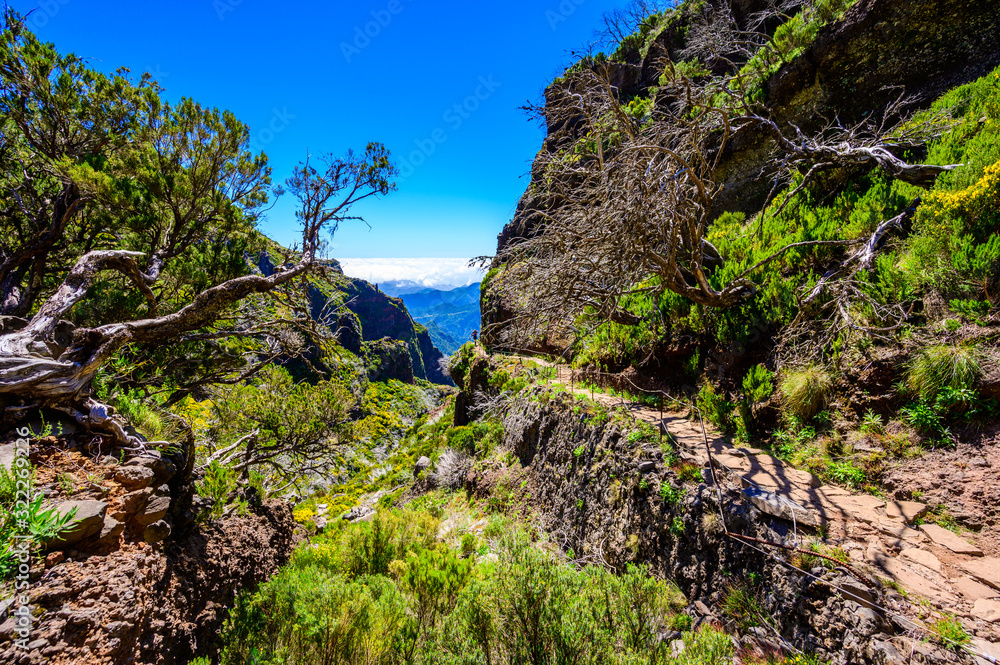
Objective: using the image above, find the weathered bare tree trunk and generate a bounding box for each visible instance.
[0,248,315,443]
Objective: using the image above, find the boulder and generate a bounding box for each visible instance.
[362,337,415,384]
[98,517,125,545]
[972,598,1000,623]
[953,576,999,601]
[113,465,156,491]
[113,488,152,521]
[143,521,172,545]
[962,558,1000,591]
[124,456,176,486]
[885,500,928,524]
[50,500,108,546]
[743,485,820,527]
[135,495,171,527]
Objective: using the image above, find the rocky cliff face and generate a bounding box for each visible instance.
[0,502,296,665]
[483,0,1000,335]
[338,277,453,385]
[261,252,453,386]
[471,395,896,665]
[0,433,298,665]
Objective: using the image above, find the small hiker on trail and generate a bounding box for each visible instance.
[471,329,479,343]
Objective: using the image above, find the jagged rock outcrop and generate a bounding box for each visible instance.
[340,278,453,385]
[415,326,451,385]
[0,501,297,665]
[484,0,1000,336]
[363,337,416,384]
[258,251,453,385]
[0,420,298,665]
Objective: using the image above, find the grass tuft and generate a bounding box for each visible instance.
[906,345,982,402]
[780,366,833,420]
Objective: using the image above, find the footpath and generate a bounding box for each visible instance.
[516,357,1000,663]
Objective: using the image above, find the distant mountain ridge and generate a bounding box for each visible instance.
[398,283,482,355]
[379,280,477,297]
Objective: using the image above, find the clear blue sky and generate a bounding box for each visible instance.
[14,0,624,259]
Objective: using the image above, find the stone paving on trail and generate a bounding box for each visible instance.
[525,360,1000,657]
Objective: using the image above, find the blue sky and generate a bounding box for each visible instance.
[14,0,624,265]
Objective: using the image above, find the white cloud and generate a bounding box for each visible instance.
[338,258,484,290]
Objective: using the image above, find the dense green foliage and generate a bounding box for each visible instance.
[217,508,719,665]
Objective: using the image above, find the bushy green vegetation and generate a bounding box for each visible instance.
[931,615,971,648]
[217,508,708,665]
[697,382,736,433]
[743,365,776,404]
[445,420,504,457]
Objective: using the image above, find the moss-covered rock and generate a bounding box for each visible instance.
[362,338,415,384]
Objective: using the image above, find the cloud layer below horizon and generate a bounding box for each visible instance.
[338,258,484,290]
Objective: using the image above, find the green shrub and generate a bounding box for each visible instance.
[196,460,241,519]
[859,410,885,436]
[220,568,407,665]
[675,462,703,484]
[906,345,982,401]
[931,615,971,648]
[398,547,473,658]
[674,626,735,665]
[445,420,504,457]
[220,514,699,664]
[828,461,865,489]
[950,298,991,320]
[115,389,174,441]
[772,418,817,459]
[697,382,735,432]
[659,483,685,506]
[902,402,947,440]
[742,364,775,404]
[1,475,78,579]
[780,366,833,420]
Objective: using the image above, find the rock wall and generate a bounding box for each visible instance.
[0,426,298,665]
[0,501,296,665]
[483,0,1000,334]
[479,395,897,665]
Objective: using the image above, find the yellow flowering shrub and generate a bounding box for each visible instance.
[170,395,215,438]
[292,507,315,525]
